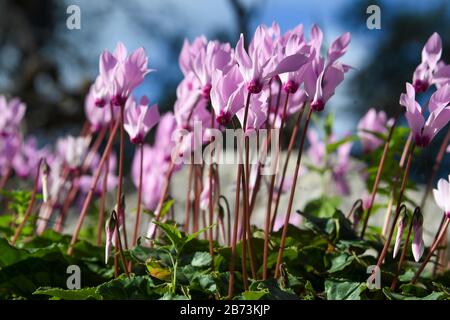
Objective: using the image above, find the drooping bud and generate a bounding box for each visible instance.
[41,158,50,203]
[412,208,424,262]
[393,208,407,259]
[105,210,117,264]
[114,194,126,229]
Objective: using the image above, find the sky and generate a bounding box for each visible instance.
[59,0,447,135]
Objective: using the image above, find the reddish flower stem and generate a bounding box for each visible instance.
[208,110,215,266]
[116,104,128,250]
[360,115,399,238]
[239,165,250,288]
[262,92,291,279]
[12,158,44,245]
[271,104,305,231]
[67,118,120,256]
[412,217,449,284]
[113,211,130,278]
[391,208,415,290]
[375,143,416,270]
[97,107,115,244]
[0,167,12,190]
[227,162,242,298]
[97,154,110,245]
[274,107,313,278]
[132,143,144,246]
[184,160,194,233]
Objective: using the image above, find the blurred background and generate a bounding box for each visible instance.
[1,0,450,183]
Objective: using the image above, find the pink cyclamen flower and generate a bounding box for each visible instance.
[411,212,424,262]
[357,108,390,152]
[400,82,450,147]
[56,135,91,170]
[99,42,152,106]
[332,140,353,196]
[235,26,309,94]
[210,65,245,126]
[433,175,450,218]
[304,26,351,111]
[235,89,269,132]
[12,137,50,179]
[131,145,166,211]
[412,32,442,93]
[79,152,118,197]
[85,83,114,132]
[0,132,21,175]
[180,36,234,99]
[123,95,160,144]
[306,129,326,165]
[0,96,26,135]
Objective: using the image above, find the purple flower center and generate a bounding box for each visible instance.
[446,211,450,219]
[284,80,299,94]
[216,110,232,125]
[414,134,430,148]
[111,94,127,107]
[94,98,106,108]
[201,84,212,99]
[247,79,263,94]
[413,79,429,93]
[311,99,325,112]
[130,134,144,144]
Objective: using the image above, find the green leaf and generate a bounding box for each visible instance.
[325,279,367,300]
[159,292,189,300]
[153,221,183,249]
[241,290,269,300]
[328,253,355,273]
[191,252,212,268]
[186,223,216,244]
[304,196,342,218]
[96,275,160,300]
[383,287,446,300]
[159,199,175,220]
[33,287,102,300]
[326,136,357,154]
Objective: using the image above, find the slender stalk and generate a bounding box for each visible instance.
[116,104,128,250]
[360,116,399,238]
[275,107,313,278]
[391,208,415,290]
[271,105,305,231]
[67,119,120,256]
[184,160,194,233]
[113,211,130,278]
[375,144,416,269]
[240,92,257,279]
[432,215,446,276]
[208,110,215,265]
[148,142,182,240]
[54,177,79,232]
[382,197,394,237]
[412,217,449,284]
[381,130,413,238]
[12,159,43,245]
[96,154,110,244]
[420,127,450,209]
[240,168,250,287]
[262,92,291,279]
[227,163,242,298]
[0,167,12,190]
[132,143,144,246]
